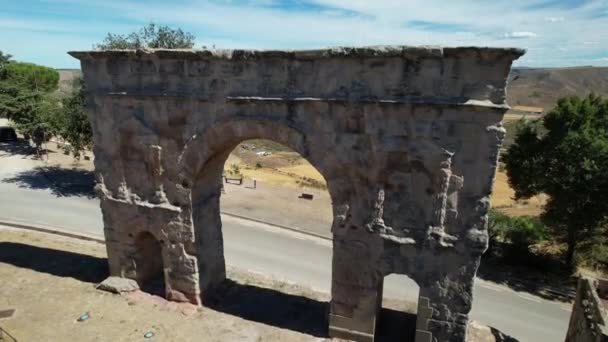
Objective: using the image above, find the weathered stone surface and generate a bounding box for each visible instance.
[70,45,523,342]
[566,277,608,342]
[97,276,140,294]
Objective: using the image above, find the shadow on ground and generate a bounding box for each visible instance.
[0,240,417,340]
[478,255,577,302]
[0,140,39,158]
[0,241,523,340]
[198,278,418,340]
[0,242,108,283]
[3,166,96,198]
[490,327,519,342]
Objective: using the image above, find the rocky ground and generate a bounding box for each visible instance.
[0,228,515,341]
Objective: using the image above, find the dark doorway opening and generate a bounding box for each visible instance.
[376,273,420,340]
[134,231,165,297]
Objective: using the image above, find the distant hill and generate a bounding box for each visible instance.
[56,69,81,97]
[56,66,608,111]
[508,67,608,111]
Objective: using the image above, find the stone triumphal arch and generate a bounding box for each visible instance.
[70,46,523,342]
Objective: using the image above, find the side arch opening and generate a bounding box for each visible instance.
[134,231,166,297]
[377,273,420,340]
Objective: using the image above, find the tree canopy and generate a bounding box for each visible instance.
[1,62,59,93]
[96,23,196,49]
[0,58,60,151]
[504,94,608,266]
[57,77,92,158]
[0,51,12,67]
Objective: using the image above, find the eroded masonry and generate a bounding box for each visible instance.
[70,46,523,342]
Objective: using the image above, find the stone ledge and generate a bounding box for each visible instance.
[69,45,525,61]
[226,96,511,109]
[94,93,511,110]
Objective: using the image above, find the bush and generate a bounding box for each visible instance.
[96,23,196,49]
[576,231,608,273]
[505,216,546,250]
[487,210,547,260]
[229,163,241,176]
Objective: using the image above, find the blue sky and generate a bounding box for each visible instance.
[1,0,607,69]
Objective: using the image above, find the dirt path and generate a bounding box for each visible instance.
[221,182,333,238]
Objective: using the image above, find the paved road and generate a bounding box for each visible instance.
[0,145,571,342]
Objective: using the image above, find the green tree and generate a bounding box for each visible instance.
[96,23,196,49]
[58,77,92,159]
[1,62,59,92]
[0,59,60,153]
[0,51,12,69]
[17,96,60,149]
[504,94,608,266]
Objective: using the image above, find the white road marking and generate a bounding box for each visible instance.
[517,293,542,303]
[479,282,506,292]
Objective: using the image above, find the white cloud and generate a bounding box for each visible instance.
[0,18,71,32]
[3,0,608,67]
[503,31,538,39]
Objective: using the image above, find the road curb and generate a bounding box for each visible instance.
[0,219,105,244]
[0,211,332,246]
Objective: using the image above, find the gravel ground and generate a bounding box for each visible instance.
[0,228,509,342]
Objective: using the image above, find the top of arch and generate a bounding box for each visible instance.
[69,45,525,61]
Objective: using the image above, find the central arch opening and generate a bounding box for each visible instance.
[221,139,332,236]
[190,134,334,337]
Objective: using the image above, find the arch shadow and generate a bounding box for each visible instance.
[204,278,417,340]
[0,242,108,283]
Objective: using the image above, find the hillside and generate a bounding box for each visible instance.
[55,69,81,97]
[57,66,608,110]
[508,67,608,110]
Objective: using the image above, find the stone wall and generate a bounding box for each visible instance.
[70,46,523,342]
[566,277,608,342]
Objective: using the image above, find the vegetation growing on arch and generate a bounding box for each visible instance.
[95,23,196,50]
